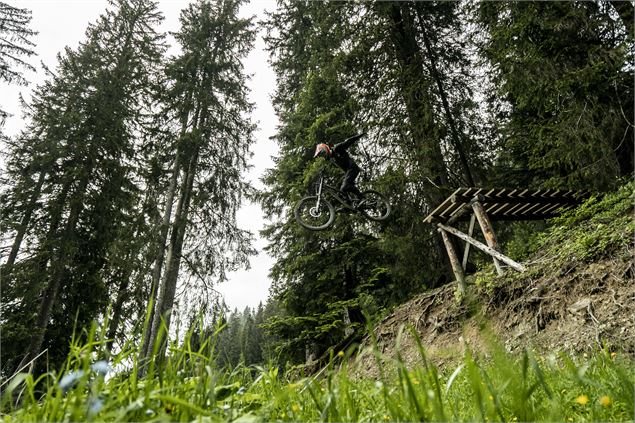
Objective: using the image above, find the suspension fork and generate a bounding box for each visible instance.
[315,176,324,209]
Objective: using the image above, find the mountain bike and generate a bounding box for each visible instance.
[294,171,391,231]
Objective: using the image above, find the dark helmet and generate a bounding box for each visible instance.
[314,143,331,158]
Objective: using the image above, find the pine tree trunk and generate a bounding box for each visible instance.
[147,144,200,362]
[385,3,454,276]
[415,7,475,187]
[3,171,46,275]
[385,3,449,204]
[139,152,181,360]
[106,262,133,354]
[141,3,228,365]
[16,173,90,372]
[140,83,194,360]
[32,179,72,296]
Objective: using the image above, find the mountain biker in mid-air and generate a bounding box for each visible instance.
[313,133,365,206]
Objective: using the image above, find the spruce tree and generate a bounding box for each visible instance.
[0,1,36,124]
[476,1,633,190]
[143,0,256,365]
[2,0,165,373]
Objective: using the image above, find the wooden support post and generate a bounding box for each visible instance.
[471,199,504,275]
[437,223,526,272]
[438,227,467,295]
[462,213,475,270]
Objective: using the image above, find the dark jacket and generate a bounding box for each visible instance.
[330,133,363,171]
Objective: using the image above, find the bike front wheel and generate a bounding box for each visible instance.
[360,190,391,221]
[294,195,336,230]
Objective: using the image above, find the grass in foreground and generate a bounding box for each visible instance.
[1,323,633,422]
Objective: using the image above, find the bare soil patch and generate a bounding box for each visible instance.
[354,249,634,378]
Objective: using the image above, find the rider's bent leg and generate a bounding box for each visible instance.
[340,165,361,203]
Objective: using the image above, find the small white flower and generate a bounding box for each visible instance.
[88,397,104,416]
[90,360,111,375]
[58,370,85,393]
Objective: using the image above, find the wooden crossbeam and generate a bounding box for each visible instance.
[437,223,526,273]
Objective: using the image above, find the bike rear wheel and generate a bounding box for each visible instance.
[294,195,336,230]
[359,190,391,221]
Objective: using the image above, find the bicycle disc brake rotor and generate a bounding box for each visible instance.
[309,206,322,218]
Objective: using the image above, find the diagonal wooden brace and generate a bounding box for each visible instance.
[437,222,526,273]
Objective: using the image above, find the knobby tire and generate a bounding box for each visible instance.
[294,195,336,231]
[360,190,391,221]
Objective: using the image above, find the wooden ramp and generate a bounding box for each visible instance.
[424,187,588,295]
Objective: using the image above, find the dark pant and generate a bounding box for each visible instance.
[340,164,361,198]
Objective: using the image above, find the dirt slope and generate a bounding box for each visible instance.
[354,187,634,377]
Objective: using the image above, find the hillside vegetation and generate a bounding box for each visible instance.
[2,184,633,422]
[356,181,634,376]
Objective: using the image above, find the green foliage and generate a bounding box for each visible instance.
[475,1,633,190]
[212,304,270,369]
[259,0,488,366]
[542,182,634,262]
[3,324,633,422]
[0,1,36,87]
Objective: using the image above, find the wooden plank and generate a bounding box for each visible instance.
[451,194,578,206]
[479,213,562,222]
[439,228,467,294]
[514,201,544,217]
[442,202,463,218]
[507,201,540,216]
[438,223,526,272]
[505,189,519,198]
[539,189,554,198]
[531,202,560,216]
[471,200,504,275]
[424,187,588,224]
[487,202,515,215]
[516,189,530,199]
[539,202,567,215]
[423,188,462,223]
[499,202,526,216]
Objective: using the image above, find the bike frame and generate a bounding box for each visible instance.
[314,174,357,211]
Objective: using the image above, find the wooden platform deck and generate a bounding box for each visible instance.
[424,188,588,224]
[424,187,589,295]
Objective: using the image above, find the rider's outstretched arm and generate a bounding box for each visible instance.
[333,133,365,152]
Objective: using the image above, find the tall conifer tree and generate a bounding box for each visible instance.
[142,0,256,364]
[2,0,165,373]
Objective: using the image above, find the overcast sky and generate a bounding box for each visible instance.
[2,0,278,311]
